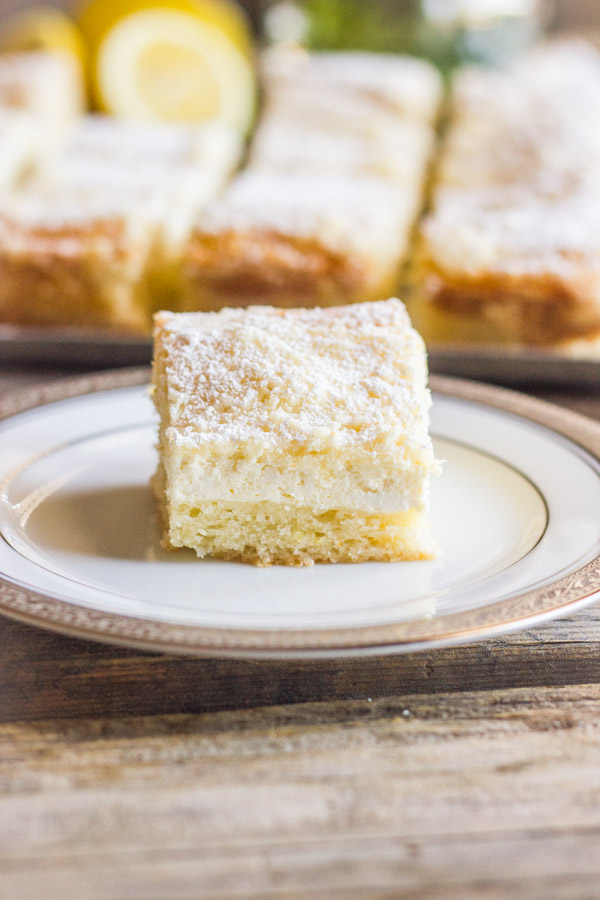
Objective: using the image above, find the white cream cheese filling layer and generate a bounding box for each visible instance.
[165,446,433,514]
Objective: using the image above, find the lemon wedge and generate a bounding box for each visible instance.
[0,6,87,64]
[77,1,256,132]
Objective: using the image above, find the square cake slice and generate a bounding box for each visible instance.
[152,299,439,566]
[34,116,242,310]
[0,189,156,332]
[410,40,600,352]
[181,171,420,312]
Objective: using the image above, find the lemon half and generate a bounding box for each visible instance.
[95,8,255,130]
[77,0,256,131]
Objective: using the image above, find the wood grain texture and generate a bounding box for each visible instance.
[1,606,600,723]
[1,684,600,899]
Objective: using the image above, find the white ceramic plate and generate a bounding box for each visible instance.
[0,370,599,658]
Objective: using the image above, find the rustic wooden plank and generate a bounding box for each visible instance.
[3,837,600,900]
[2,606,600,722]
[1,684,600,900]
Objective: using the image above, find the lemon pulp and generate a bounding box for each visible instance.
[136,39,221,119]
[95,8,255,130]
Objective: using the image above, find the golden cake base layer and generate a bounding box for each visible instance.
[159,496,436,567]
[0,224,151,332]
[407,286,600,355]
[181,230,399,311]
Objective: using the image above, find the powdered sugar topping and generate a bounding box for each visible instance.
[156,299,432,457]
[195,171,417,256]
[261,47,442,123]
[424,40,600,279]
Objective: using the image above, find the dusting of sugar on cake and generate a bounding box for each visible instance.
[194,171,417,257]
[155,299,433,456]
[29,116,241,212]
[36,156,221,204]
[0,185,161,234]
[424,188,600,278]
[443,52,600,191]
[261,47,442,122]
[423,40,600,281]
[262,86,432,144]
[63,115,241,167]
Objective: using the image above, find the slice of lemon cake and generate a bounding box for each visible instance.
[410,40,600,353]
[0,189,155,332]
[34,116,242,310]
[181,171,420,311]
[1,117,243,331]
[252,49,438,187]
[152,298,439,566]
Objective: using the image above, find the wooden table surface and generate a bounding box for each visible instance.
[1,363,600,900]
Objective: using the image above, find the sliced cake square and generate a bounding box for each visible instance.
[0,189,156,332]
[180,171,420,311]
[1,118,243,330]
[152,298,439,566]
[410,40,600,352]
[35,116,243,307]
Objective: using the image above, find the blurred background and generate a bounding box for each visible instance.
[0,1,595,39]
[0,0,592,129]
[0,0,597,363]
[0,0,593,130]
[0,0,595,30]
[0,0,596,27]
